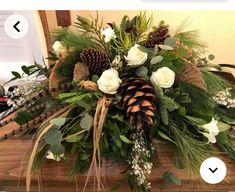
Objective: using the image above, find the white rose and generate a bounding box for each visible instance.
[150,67,175,88]
[97,69,122,94]
[101,27,117,43]
[52,41,66,56]
[202,118,219,144]
[46,151,65,162]
[125,44,148,66]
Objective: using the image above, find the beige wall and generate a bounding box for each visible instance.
[46,11,235,69]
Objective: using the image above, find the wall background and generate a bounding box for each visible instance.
[46,10,235,70]
[44,11,235,75]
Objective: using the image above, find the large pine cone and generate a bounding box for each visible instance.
[120,77,157,129]
[80,48,110,75]
[145,22,170,48]
[177,59,207,90]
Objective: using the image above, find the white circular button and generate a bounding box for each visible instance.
[4,14,28,39]
[200,157,227,184]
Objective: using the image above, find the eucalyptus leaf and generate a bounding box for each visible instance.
[49,143,65,155]
[208,54,215,60]
[80,113,93,130]
[159,44,173,51]
[44,128,62,145]
[137,45,149,53]
[50,118,67,127]
[164,37,177,47]
[92,75,99,82]
[154,45,159,54]
[135,66,148,77]
[163,172,182,186]
[151,55,163,65]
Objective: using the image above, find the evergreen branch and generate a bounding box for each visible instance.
[201,69,231,94]
[75,13,109,56]
[172,19,206,49]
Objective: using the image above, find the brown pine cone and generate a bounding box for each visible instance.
[120,77,157,129]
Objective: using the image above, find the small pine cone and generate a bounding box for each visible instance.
[177,59,207,90]
[145,22,170,48]
[73,62,90,81]
[120,77,157,129]
[80,48,110,75]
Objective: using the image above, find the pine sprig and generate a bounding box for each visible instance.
[169,116,212,175]
[52,29,96,52]
[75,13,109,56]
[201,69,231,94]
[172,19,206,49]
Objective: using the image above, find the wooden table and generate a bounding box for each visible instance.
[0,138,235,192]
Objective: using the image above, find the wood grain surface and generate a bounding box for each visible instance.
[0,138,235,192]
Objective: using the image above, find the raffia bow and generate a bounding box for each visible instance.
[83,95,113,192]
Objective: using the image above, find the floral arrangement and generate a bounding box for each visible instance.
[1,12,235,191]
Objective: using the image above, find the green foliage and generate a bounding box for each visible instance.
[164,37,177,47]
[80,113,93,130]
[56,50,81,81]
[14,111,35,125]
[52,28,96,52]
[151,51,184,74]
[7,61,50,83]
[75,13,109,55]
[14,109,44,126]
[111,12,152,54]
[217,132,235,163]
[178,82,215,118]
[163,172,182,186]
[201,69,231,94]
[44,128,62,145]
[50,118,67,127]
[173,20,206,49]
[154,86,190,125]
[169,116,212,174]
[150,55,163,65]
[215,105,235,125]
[59,90,101,110]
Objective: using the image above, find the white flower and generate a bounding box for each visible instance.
[125,44,148,66]
[52,41,66,56]
[150,67,175,88]
[97,69,122,94]
[46,151,64,162]
[101,27,116,43]
[202,118,219,144]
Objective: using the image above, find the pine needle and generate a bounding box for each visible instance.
[172,19,206,49]
[52,29,96,52]
[201,69,231,94]
[178,82,215,118]
[217,132,235,163]
[169,116,212,176]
